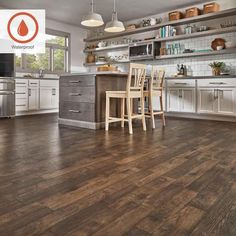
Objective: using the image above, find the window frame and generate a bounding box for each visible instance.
[15,28,71,74]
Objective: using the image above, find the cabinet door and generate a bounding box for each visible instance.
[51,88,59,109]
[217,88,235,115]
[28,87,39,110]
[40,87,53,109]
[198,88,216,114]
[181,88,195,113]
[167,88,180,112]
[15,85,28,112]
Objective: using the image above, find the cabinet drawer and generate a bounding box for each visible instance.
[198,79,236,87]
[60,87,95,103]
[15,79,28,87]
[28,79,39,87]
[59,102,95,122]
[167,79,195,87]
[60,76,95,87]
[16,99,28,111]
[40,80,59,87]
[16,87,28,99]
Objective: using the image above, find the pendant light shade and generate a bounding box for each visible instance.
[81,0,104,27]
[105,0,125,33]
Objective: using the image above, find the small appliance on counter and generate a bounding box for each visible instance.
[0,54,15,118]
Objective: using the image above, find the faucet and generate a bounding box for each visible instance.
[39,69,44,78]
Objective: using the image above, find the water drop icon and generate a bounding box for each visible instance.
[17,20,29,36]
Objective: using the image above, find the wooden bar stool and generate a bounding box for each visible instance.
[144,66,166,129]
[105,63,147,134]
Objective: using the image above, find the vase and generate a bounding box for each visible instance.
[212,68,221,76]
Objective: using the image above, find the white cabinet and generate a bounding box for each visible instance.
[28,80,39,111]
[167,88,180,112]
[182,88,195,112]
[40,80,59,110]
[15,78,59,113]
[197,79,236,116]
[15,79,28,112]
[198,88,215,113]
[28,87,39,110]
[167,80,196,113]
[217,88,235,115]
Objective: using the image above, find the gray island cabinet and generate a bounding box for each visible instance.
[59,72,128,129]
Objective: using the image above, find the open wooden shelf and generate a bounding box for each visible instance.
[155,26,236,42]
[84,8,236,42]
[84,26,236,54]
[84,60,130,67]
[84,44,129,53]
[155,48,236,60]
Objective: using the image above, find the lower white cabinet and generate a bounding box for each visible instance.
[15,79,28,112]
[167,88,195,113]
[28,87,39,110]
[198,87,236,115]
[217,88,235,115]
[40,80,59,110]
[40,87,59,109]
[15,78,59,113]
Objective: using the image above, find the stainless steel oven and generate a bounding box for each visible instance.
[129,41,160,61]
[0,78,15,117]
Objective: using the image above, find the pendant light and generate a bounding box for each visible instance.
[81,0,104,27]
[105,0,125,33]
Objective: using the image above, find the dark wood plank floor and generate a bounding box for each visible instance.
[0,114,236,236]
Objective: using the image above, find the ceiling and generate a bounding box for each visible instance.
[0,0,210,27]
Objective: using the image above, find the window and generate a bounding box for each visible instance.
[16,29,70,73]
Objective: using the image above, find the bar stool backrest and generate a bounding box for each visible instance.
[150,66,165,91]
[126,63,147,94]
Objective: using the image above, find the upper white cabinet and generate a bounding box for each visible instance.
[197,79,236,116]
[167,80,196,113]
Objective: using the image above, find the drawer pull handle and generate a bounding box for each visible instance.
[16,92,26,95]
[209,82,226,85]
[30,83,38,85]
[69,81,81,84]
[16,104,26,107]
[174,83,187,85]
[16,82,26,85]
[69,110,81,113]
[69,93,82,96]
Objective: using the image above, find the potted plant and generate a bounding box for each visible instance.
[209,61,225,76]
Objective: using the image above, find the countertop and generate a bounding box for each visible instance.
[61,71,128,76]
[15,77,59,80]
[166,75,236,80]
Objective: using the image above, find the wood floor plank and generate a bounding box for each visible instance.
[0,114,236,235]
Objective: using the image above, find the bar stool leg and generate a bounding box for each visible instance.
[160,96,166,127]
[150,95,155,129]
[141,96,147,131]
[126,97,133,134]
[105,94,110,131]
[121,98,125,128]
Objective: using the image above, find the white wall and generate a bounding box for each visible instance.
[46,19,87,73]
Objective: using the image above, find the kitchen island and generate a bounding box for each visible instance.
[59,72,128,129]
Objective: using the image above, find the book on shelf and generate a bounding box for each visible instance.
[159,25,176,38]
